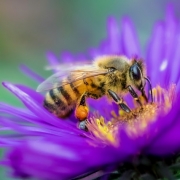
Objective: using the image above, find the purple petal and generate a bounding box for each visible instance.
[99,39,109,55]
[169,23,180,83]
[158,5,177,86]
[0,117,41,136]
[46,51,60,73]
[2,82,82,135]
[146,21,164,85]
[19,65,44,83]
[5,138,116,180]
[88,48,101,59]
[0,138,18,146]
[144,95,180,154]
[176,81,180,93]
[60,51,74,63]
[75,53,86,62]
[121,17,141,58]
[0,103,66,136]
[164,5,177,60]
[88,97,119,120]
[148,110,180,155]
[15,84,44,104]
[4,127,140,180]
[106,17,121,54]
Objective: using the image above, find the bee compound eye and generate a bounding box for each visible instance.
[130,64,141,80]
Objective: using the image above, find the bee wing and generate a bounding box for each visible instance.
[36,65,108,92]
[45,62,91,71]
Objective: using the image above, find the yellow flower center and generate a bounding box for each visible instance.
[86,116,119,146]
[86,84,176,146]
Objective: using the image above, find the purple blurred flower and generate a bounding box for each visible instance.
[1,4,180,180]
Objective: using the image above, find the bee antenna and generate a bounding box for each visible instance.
[144,77,153,103]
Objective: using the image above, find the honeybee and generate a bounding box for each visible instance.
[37,55,153,129]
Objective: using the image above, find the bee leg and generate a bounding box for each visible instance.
[78,120,88,131]
[75,93,89,130]
[127,85,143,106]
[141,88,148,103]
[108,89,131,113]
[144,77,153,103]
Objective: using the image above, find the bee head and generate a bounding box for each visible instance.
[129,60,145,91]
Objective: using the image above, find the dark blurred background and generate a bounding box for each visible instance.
[0,0,179,178]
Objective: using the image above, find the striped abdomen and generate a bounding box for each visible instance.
[43,80,84,118]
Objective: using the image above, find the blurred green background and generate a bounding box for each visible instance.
[0,0,179,179]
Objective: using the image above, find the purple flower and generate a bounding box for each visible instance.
[1,4,180,180]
